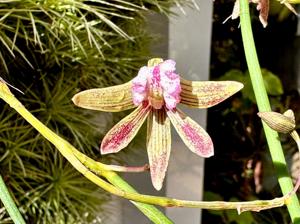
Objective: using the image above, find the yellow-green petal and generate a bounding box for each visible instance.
[147,108,171,191]
[180,78,243,108]
[72,81,135,112]
[167,108,213,157]
[101,103,150,154]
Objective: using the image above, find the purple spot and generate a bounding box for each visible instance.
[150,151,168,190]
[181,123,212,156]
[152,66,161,87]
[151,151,168,175]
[102,123,134,151]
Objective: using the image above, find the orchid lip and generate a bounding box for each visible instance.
[132,59,181,110]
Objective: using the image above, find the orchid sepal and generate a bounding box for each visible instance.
[180,78,243,108]
[100,102,150,154]
[147,108,171,190]
[167,108,214,158]
[72,81,135,112]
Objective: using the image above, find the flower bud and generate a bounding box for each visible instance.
[257,110,296,133]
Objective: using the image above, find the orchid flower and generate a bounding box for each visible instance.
[72,58,243,190]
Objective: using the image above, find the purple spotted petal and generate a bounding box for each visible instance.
[100,102,150,154]
[147,108,171,190]
[180,78,243,108]
[167,108,213,157]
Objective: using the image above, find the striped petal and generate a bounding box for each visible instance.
[72,81,135,112]
[180,78,243,108]
[167,108,213,157]
[101,102,150,154]
[147,108,171,190]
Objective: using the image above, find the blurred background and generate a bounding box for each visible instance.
[0,0,299,223]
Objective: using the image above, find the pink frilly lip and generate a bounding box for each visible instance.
[132,59,181,110]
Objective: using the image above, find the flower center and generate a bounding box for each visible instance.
[148,88,164,109]
[147,65,164,109]
[132,58,181,110]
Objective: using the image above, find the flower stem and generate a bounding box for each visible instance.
[73,148,296,211]
[239,0,300,222]
[0,175,25,224]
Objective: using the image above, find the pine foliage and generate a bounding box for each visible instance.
[0,0,187,223]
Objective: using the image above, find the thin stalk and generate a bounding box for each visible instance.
[101,170,172,224]
[239,0,300,223]
[0,175,26,224]
[73,148,294,211]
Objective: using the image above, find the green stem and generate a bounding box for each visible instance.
[72,151,172,223]
[105,172,172,224]
[72,148,293,211]
[0,175,26,224]
[239,0,300,223]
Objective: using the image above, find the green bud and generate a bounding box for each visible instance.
[257,110,296,133]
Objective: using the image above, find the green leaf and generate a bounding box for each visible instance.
[219,69,245,83]
[0,175,26,224]
[203,191,224,216]
[261,69,283,95]
[225,197,256,223]
[220,69,283,103]
[203,191,224,201]
[220,69,256,102]
[225,210,256,223]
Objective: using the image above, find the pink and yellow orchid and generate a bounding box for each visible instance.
[72,58,243,190]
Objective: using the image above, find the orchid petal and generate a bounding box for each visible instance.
[72,81,135,112]
[180,78,243,108]
[167,108,213,157]
[257,0,269,28]
[231,0,240,20]
[101,103,150,154]
[281,1,297,15]
[147,108,171,190]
